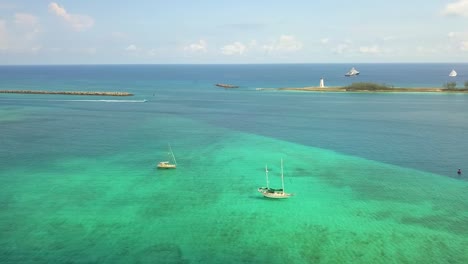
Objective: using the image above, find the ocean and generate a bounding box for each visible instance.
[1,64,467,263]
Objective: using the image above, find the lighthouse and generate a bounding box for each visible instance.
[319,78,325,88]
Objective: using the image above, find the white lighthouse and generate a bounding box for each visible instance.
[319,78,325,88]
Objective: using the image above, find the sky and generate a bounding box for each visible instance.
[0,0,467,64]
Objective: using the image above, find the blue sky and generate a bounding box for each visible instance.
[0,0,467,64]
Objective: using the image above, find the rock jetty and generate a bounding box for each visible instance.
[215,83,239,88]
[0,90,133,96]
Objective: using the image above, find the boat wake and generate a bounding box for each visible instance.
[55,99,148,103]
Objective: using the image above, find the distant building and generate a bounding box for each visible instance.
[319,78,325,88]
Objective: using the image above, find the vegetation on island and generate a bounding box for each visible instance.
[278,82,468,93]
[443,81,468,91]
[342,82,394,91]
[443,82,457,89]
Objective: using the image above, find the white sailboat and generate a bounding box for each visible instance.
[257,159,292,199]
[157,143,177,169]
[449,69,457,77]
[345,67,360,77]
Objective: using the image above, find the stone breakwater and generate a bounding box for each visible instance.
[0,90,133,96]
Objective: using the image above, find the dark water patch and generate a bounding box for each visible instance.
[137,187,221,219]
[130,243,189,264]
[400,214,468,236]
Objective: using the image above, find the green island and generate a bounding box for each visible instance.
[0,90,133,96]
[274,82,468,93]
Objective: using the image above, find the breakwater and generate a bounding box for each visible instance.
[0,90,133,96]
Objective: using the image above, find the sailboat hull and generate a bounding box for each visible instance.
[345,73,360,77]
[261,192,291,199]
[157,165,176,169]
[157,162,176,169]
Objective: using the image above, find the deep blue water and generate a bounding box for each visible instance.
[1,63,468,90]
[1,64,467,178]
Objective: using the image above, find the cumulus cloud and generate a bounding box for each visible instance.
[221,42,246,55]
[48,2,94,31]
[447,31,468,51]
[359,45,381,54]
[442,0,468,17]
[277,35,303,51]
[320,38,329,44]
[184,40,207,52]
[261,35,303,53]
[460,41,468,51]
[125,44,137,51]
[332,43,350,54]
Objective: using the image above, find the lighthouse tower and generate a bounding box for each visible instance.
[319,78,325,88]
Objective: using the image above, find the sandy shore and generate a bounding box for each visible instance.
[258,87,468,93]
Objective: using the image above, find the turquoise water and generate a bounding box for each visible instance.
[1,65,467,263]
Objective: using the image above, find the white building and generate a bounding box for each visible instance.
[319,78,325,88]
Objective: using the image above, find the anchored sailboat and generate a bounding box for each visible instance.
[449,69,457,77]
[257,159,292,199]
[157,143,177,169]
[345,67,360,77]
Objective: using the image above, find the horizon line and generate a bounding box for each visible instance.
[1,62,467,66]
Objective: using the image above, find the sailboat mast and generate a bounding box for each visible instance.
[265,164,269,188]
[169,143,177,165]
[281,158,285,192]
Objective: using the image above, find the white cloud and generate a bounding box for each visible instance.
[332,43,350,54]
[359,45,381,54]
[221,42,246,55]
[460,41,468,51]
[148,49,158,56]
[261,35,303,53]
[276,35,303,51]
[447,31,468,51]
[48,2,94,31]
[125,44,137,51]
[31,46,41,53]
[442,0,468,17]
[184,40,207,52]
[320,38,329,44]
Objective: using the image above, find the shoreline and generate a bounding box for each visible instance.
[263,87,468,93]
[0,90,133,96]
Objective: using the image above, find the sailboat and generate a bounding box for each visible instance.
[257,159,292,199]
[157,144,177,169]
[449,69,457,77]
[345,67,360,77]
